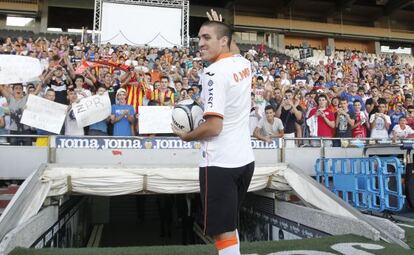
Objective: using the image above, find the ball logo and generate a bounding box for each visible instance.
[172,117,185,130]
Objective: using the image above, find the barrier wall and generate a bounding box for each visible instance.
[0,146,48,179]
[0,136,409,179]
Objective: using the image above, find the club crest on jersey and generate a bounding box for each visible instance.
[207,80,214,108]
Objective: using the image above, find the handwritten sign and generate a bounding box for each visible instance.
[21,95,67,134]
[0,55,42,84]
[138,106,173,134]
[72,93,111,127]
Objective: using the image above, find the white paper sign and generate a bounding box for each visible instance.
[21,95,67,134]
[0,55,43,84]
[138,106,173,134]
[295,79,307,85]
[72,94,111,127]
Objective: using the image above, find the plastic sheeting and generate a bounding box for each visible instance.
[41,165,293,196]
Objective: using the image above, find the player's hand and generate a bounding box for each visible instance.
[206,9,222,22]
[171,124,190,141]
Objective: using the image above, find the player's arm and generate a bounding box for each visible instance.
[173,115,223,142]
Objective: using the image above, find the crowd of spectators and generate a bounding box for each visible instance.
[0,35,413,146]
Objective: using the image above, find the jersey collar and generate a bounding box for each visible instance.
[213,52,232,63]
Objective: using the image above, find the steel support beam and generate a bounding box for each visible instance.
[383,0,413,16]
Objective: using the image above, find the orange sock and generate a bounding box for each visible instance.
[215,235,240,255]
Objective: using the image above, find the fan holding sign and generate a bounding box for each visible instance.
[0,81,43,145]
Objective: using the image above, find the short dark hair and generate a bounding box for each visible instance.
[377,98,387,105]
[265,105,275,112]
[75,75,84,82]
[353,99,361,105]
[160,76,169,82]
[317,94,328,103]
[12,83,23,90]
[200,21,233,48]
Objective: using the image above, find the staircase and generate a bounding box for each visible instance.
[0,184,19,216]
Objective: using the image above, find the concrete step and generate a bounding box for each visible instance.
[0,194,14,208]
[0,185,20,195]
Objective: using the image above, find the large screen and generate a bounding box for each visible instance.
[101,2,182,47]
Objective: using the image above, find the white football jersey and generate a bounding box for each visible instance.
[199,53,254,168]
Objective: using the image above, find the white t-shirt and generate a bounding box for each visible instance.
[369,113,391,139]
[200,54,254,168]
[256,117,284,137]
[392,125,414,139]
[65,109,84,136]
[281,78,291,87]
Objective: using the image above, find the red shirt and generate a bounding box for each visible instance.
[308,107,335,137]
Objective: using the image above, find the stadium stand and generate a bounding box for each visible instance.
[1,0,414,254]
[0,33,412,144]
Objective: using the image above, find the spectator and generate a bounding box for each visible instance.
[110,88,135,136]
[254,105,284,143]
[152,76,174,106]
[64,89,84,136]
[0,33,412,145]
[0,83,41,145]
[352,100,369,138]
[44,65,71,104]
[307,94,335,146]
[369,101,391,139]
[392,116,414,141]
[334,98,355,146]
[340,83,365,113]
[406,105,414,130]
[73,75,92,100]
[389,102,406,132]
[275,89,303,147]
[88,86,109,136]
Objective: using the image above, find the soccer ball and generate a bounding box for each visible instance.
[172,99,204,132]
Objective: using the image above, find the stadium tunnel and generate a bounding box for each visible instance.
[35,194,204,248]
